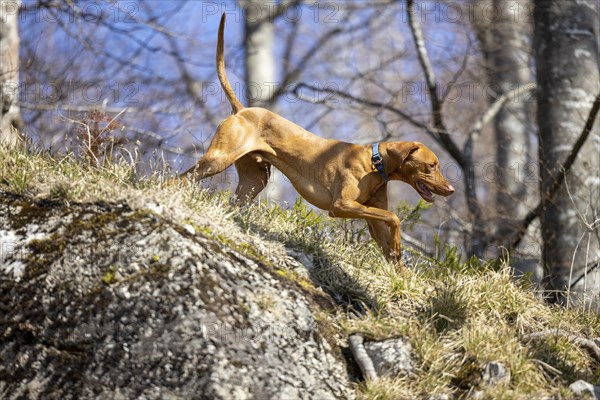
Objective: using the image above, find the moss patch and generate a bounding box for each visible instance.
[24,233,65,279]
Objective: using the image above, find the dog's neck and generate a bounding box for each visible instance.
[378,143,401,177]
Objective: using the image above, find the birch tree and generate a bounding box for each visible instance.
[244,0,276,108]
[0,0,21,145]
[534,0,600,306]
[471,0,533,223]
[243,0,282,201]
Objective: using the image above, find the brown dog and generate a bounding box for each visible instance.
[182,14,455,260]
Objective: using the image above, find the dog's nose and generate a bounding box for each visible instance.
[446,184,455,194]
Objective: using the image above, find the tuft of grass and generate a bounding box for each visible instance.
[2,140,600,398]
[101,265,119,285]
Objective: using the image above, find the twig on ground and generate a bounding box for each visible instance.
[523,329,600,363]
[349,334,378,381]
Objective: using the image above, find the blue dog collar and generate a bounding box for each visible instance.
[371,142,389,182]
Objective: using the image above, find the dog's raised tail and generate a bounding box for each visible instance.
[217,13,244,114]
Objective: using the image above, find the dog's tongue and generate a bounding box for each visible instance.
[417,181,431,195]
[416,181,435,202]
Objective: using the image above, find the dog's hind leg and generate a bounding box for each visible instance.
[234,153,271,205]
[180,117,260,181]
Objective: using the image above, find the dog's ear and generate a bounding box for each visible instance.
[388,142,420,166]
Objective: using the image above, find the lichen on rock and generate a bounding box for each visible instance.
[0,191,354,399]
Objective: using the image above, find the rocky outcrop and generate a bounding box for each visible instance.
[569,380,600,399]
[0,191,355,399]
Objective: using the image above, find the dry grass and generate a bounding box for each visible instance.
[1,141,599,399]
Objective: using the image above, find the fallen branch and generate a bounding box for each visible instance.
[531,358,563,377]
[523,329,600,364]
[349,334,378,381]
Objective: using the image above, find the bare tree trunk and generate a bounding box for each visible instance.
[244,0,276,108]
[472,0,533,222]
[535,0,600,307]
[243,0,284,202]
[0,0,21,145]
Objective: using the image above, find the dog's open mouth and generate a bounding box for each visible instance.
[416,181,435,202]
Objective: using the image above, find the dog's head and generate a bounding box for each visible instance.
[387,142,455,202]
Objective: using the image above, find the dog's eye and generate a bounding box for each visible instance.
[429,163,436,169]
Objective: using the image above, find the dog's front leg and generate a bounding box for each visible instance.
[389,222,401,260]
[366,219,401,261]
[329,199,402,260]
[364,187,402,261]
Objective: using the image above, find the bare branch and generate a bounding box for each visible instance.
[164,34,219,126]
[292,82,440,143]
[253,0,304,23]
[98,107,128,139]
[459,82,534,255]
[466,83,536,140]
[406,0,465,167]
[105,0,186,39]
[281,10,301,79]
[570,258,600,290]
[60,115,100,166]
[406,0,487,254]
[442,37,473,103]
[269,26,343,106]
[272,10,391,106]
[20,102,188,155]
[407,1,437,105]
[463,84,536,218]
[511,92,600,249]
[18,102,188,116]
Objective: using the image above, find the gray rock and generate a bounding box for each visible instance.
[0,193,354,399]
[287,249,314,270]
[481,361,510,386]
[363,337,414,377]
[569,380,600,399]
[428,394,450,400]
